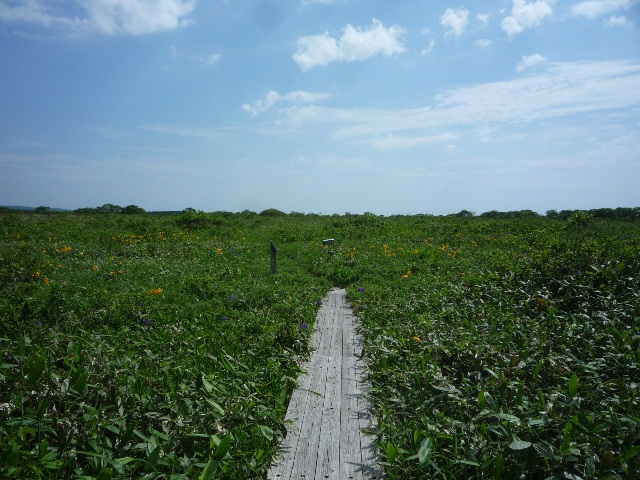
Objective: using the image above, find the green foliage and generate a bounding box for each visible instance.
[0,211,638,479]
[122,205,145,214]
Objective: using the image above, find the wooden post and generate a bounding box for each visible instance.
[270,240,278,274]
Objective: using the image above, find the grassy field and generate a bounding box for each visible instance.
[1,209,638,479]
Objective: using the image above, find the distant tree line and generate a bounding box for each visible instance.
[73,204,146,214]
[476,207,640,221]
[2,205,639,220]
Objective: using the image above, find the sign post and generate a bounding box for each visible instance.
[270,240,278,274]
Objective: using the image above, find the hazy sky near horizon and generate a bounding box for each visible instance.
[1,0,639,215]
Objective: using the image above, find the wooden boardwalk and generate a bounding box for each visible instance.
[267,288,383,480]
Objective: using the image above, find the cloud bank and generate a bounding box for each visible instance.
[278,60,640,148]
[293,18,405,70]
[0,0,196,35]
[571,0,636,18]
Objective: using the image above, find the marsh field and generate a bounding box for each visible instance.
[1,209,639,479]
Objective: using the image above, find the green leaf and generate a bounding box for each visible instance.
[494,453,504,479]
[477,390,486,410]
[200,459,219,480]
[418,438,432,465]
[533,441,554,459]
[72,368,87,393]
[147,446,161,468]
[568,373,579,396]
[533,359,543,380]
[215,432,231,460]
[509,440,533,451]
[96,469,112,480]
[201,376,216,394]
[497,413,521,425]
[205,398,225,418]
[259,425,274,441]
[26,354,46,385]
[107,457,134,474]
[386,441,397,463]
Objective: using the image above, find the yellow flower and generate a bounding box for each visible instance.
[44,277,51,285]
[93,265,99,271]
[413,336,421,343]
[148,288,163,295]
[217,248,223,255]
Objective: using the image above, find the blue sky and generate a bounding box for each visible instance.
[1,0,639,215]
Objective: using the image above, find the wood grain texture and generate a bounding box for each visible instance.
[267,288,383,480]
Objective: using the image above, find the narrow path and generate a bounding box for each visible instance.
[267,288,383,480]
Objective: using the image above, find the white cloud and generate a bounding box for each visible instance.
[242,90,331,116]
[477,13,490,28]
[0,0,196,35]
[293,18,406,70]
[421,39,435,56]
[605,15,632,26]
[440,7,470,38]
[501,0,554,37]
[169,45,222,66]
[281,60,640,148]
[571,0,635,19]
[205,53,222,65]
[516,53,547,71]
[367,132,456,150]
[81,0,196,35]
[0,0,88,30]
[475,38,492,47]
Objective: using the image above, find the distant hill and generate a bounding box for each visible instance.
[1,205,70,212]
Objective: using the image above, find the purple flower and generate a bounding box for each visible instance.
[141,318,149,326]
[299,322,308,330]
[315,300,322,307]
[230,294,237,301]
[221,316,229,321]
[358,286,365,293]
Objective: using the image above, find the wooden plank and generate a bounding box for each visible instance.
[288,352,328,479]
[340,352,363,479]
[314,354,341,479]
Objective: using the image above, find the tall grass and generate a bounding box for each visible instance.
[1,211,638,479]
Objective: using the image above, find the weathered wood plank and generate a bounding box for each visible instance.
[267,288,382,480]
[288,352,328,479]
[314,354,341,479]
